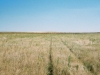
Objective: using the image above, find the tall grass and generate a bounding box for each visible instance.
[0,33,100,75]
[59,33,100,75]
[0,34,50,75]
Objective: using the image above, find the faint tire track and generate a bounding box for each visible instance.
[48,36,53,75]
[59,36,92,75]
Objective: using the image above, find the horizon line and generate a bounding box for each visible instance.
[0,31,100,34]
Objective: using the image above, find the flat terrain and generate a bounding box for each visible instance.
[0,33,100,75]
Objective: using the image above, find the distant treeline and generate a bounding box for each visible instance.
[0,32,100,34]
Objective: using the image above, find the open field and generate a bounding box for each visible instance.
[0,33,100,75]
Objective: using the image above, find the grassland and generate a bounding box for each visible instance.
[0,33,100,75]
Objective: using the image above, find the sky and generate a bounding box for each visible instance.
[0,0,100,32]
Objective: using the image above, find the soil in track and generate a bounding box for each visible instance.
[48,37,53,75]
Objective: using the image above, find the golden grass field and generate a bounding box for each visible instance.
[0,33,100,75]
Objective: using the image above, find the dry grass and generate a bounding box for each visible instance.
[0,34,50,75]
[59,33,100,75]
[0,33,100,75]
[52,36,91,75]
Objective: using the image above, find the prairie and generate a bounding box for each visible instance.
[0,33,100,75]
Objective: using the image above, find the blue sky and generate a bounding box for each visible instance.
[0,0,100,32]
